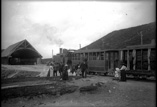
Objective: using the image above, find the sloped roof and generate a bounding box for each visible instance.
[1,39,42,58]
[74,48,121,53]
[80,22,156,51]
[2,40,24,57]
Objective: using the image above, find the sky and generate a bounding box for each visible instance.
[2,0,155,58]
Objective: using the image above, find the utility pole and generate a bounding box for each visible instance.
[140,31,143,45]
[138,31,143,45]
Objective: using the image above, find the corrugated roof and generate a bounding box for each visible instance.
[1,39,42,58]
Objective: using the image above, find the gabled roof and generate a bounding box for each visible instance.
[1,39,42,58]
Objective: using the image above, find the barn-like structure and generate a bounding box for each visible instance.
[1,39,42,65]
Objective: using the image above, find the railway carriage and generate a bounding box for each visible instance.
[72,49,121,75]
[71,43,156,78]
[53,43,155,79]
[121,44,156,78]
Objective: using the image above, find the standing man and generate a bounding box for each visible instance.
[80,60,88,78]
[53,63,58,77]
[59,62,64,78]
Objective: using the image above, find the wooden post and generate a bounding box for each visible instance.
[148,49,151,70]
[104,51,106,71]
[127,50,130,70]
[120,50,123,62]
[111,52,114,69]
[133,49,136,70]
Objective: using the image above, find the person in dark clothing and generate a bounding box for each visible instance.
[75,63,79,70]
[71,65,75,74]
[53,63,59,77]
[75,62,81,76]
[67,59,72,64]
[120,63,127,81]
[80,61,88,78]
[59,62,64,77]
[62,64,69,80]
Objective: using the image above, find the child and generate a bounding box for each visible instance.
[113,68,120,80]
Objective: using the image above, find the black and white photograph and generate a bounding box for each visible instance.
[1,0,156,107]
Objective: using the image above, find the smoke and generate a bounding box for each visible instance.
[13,17,64,47]
[39,23,64,47]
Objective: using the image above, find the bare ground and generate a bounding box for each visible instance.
[1,65,156,107]
[1,76,156,107]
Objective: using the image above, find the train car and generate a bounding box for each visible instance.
[72,49,121,75]
[53,43,155,79]
[122,44,156,78]
[71,43,156,78]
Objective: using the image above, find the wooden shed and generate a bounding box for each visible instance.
[1,39,42,65]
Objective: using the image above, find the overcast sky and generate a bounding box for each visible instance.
[2,0,155,58]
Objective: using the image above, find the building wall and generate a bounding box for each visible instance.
[37,58,42,64]
[1,57,39,65]
[1,57,9,64]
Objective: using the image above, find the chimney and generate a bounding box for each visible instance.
[60,48,62,54]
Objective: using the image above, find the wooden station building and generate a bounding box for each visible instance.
[1,39,42,65]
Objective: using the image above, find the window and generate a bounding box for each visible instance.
[100,52,104,60]
[78,53,80,60]
[93,52,96,60]
[89,52,93,60]
[136,49,142,70]
[105,52,109,60]
[97,52,100,60]
[85,53,88,60]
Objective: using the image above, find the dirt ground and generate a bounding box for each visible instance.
[1,65,156,107]
[1,76,156,107]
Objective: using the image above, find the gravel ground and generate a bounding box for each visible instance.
[1,76,156,107]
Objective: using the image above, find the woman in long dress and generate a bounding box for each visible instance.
[49,63,54,77]
[47,63,54,77]
[120,63,127,81]
[62,64,69,80]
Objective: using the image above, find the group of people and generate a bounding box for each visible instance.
[47,59,88,80]
[74,60,88,78]
[48,60,127,81]
[114,63,127,81]
[48,62,68,80]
